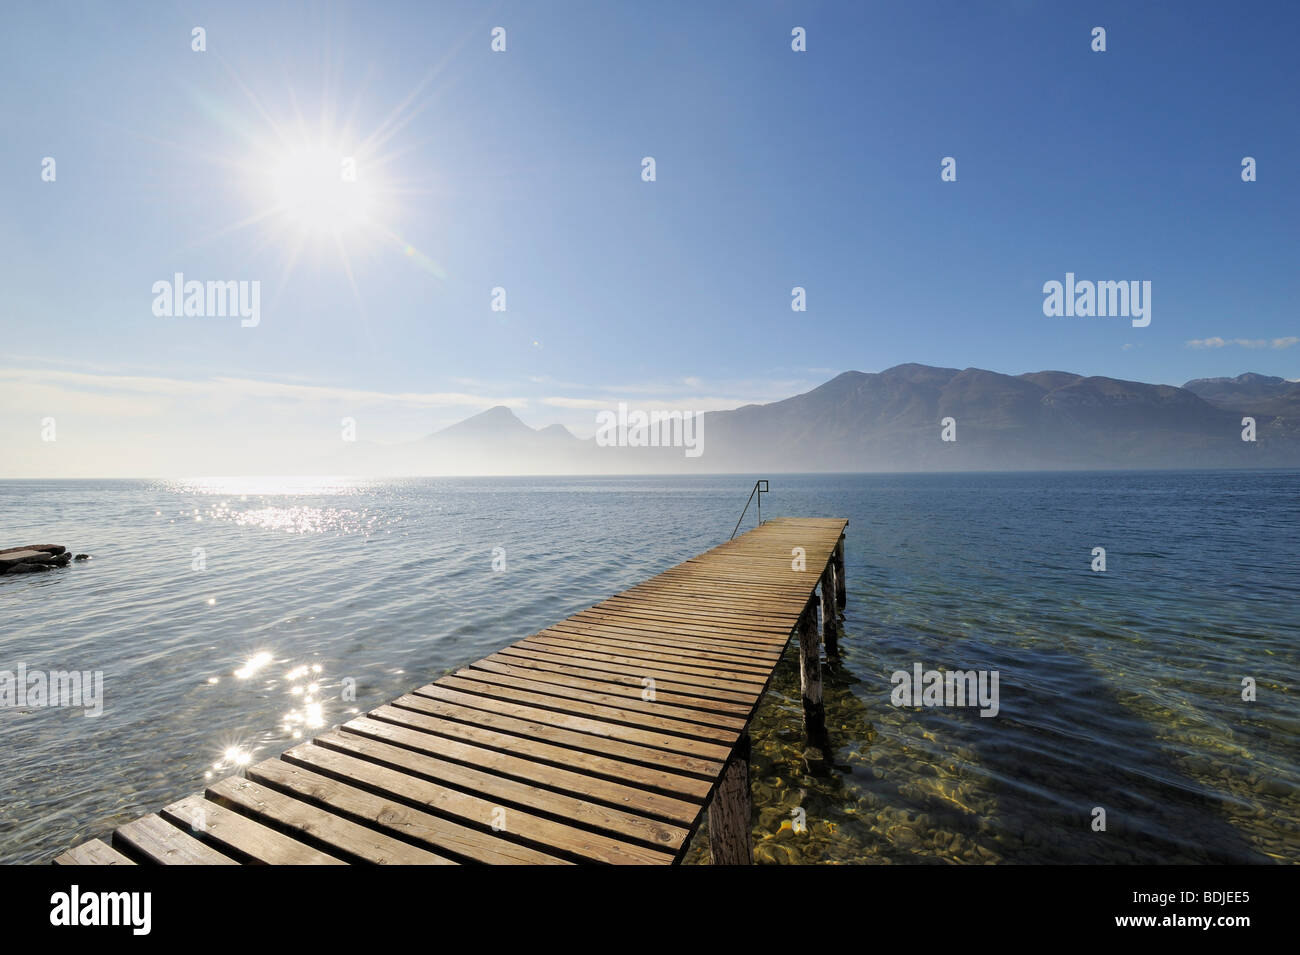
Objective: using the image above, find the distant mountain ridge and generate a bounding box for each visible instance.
[1182,372,1300,414]
[330,364,1300,475]
[697,365,1293,472]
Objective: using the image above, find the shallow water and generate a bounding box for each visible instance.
[2,472,1297,864]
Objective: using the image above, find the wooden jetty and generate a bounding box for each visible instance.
[54,516,848,866]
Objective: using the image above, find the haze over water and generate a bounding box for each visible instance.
[2,471,1296,865]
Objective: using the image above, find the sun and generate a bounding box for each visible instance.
[178,59,451,309]
[268,145,376,238]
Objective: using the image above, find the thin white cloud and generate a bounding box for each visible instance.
[1186,336,1298,350]
[529,373,817,398]
[540,395,756,413]
[0,367,527,409]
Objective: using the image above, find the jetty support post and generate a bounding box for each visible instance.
[820,560,840,661]
[798,595,828,746]
[707,732,753,865]
[834,535,846,609]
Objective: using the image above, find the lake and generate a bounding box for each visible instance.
[1,471,1296,864]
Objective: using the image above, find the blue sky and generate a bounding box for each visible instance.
[2,0,1297,475]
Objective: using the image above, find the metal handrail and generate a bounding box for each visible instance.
[730,480,769,539]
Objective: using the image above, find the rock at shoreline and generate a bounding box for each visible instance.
[74,554,90,561]
[0,544,81,575]
[0,550,50,569]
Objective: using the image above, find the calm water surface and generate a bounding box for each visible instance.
[1,472,1296,865]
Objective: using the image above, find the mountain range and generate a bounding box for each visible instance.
[332,366,1300,475]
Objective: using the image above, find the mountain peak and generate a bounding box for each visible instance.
[435,404,532,437]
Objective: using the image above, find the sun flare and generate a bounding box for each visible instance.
[269,145,375,237]
[182,59,448,308]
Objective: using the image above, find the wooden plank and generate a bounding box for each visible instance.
[54,838,136,866]
[615,587,808,615]
[319,725,689,849]
[412,683,733,762]
[384,691,717,789]
[346,712,701,823]
[281,740,677,865]
[113,813,239,865]
[583,601,793,632]
[623,585,812,609]
[496,645,761,699]
[584,599,796,630]
[527,632,773,679]
[474,655,756,713]
[546,618,785,658]
[565,614,788,649]
[248,757,570,864]
[160,794,345,865]
[455,666,751,727]
[514,637,770,687]
[645,564,820,585]
[435,672,742,743]
[208,774,457,865]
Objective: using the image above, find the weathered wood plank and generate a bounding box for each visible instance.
[247,757,570,864]
[540,622,782,665]
[527,632,772,679]
[282,740,677,865]
[113,813,239,865]
[160,795,345,865]
[384,695,721,789]
[472,656,755,715]
[488,648,758,703]
[54,838,136,866]
[346,712,702,823]
[456,666,752,727]
[413,686,738,764]
[514,637,770,687]
[319,725,689,849]
[208,774,457,865]
[436,672,742,742]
